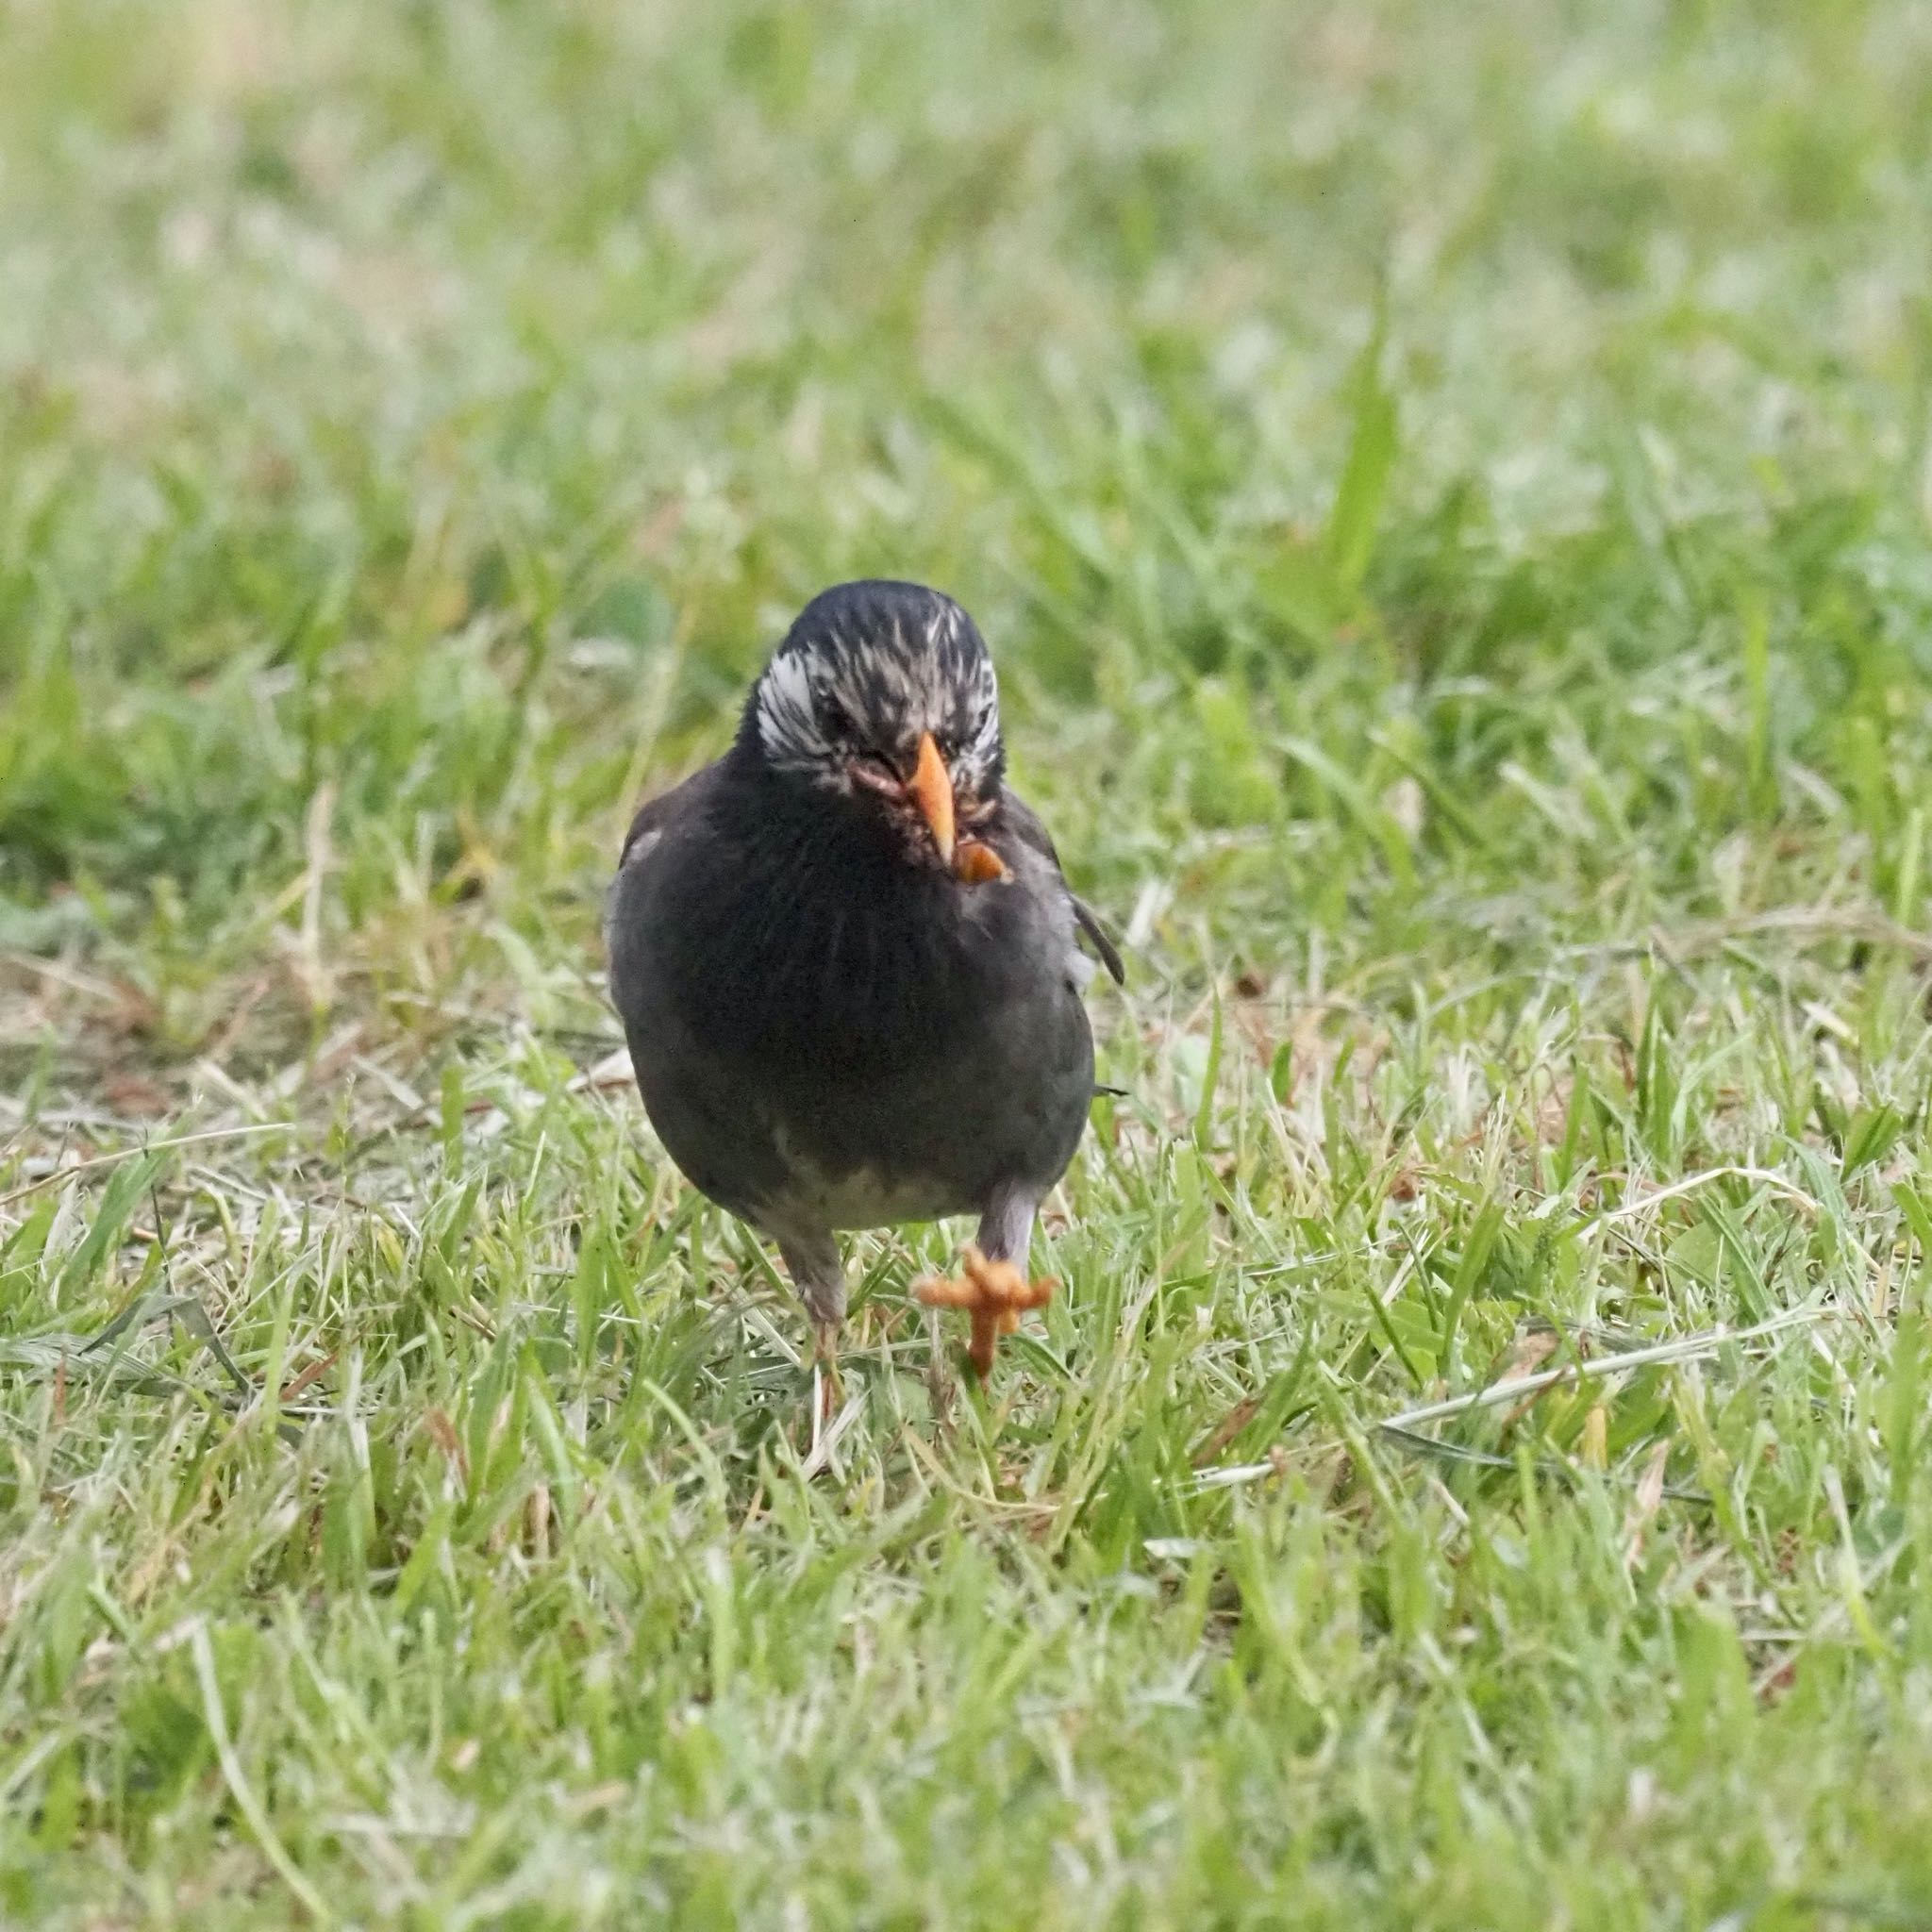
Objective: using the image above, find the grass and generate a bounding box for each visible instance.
[5,0,1932,1924]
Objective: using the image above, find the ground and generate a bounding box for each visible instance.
[5,1,1932,1925]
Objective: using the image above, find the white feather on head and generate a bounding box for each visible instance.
[750,581,1004,799]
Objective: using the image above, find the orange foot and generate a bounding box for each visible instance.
[915,1245,1055,1377]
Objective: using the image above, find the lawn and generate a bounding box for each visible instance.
[5,0,1932,1924]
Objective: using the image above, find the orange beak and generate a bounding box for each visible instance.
[906,730,956,867]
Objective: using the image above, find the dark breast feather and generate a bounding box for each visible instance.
[637,757,987,1080]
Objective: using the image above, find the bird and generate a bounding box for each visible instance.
[606,579,1122,1379]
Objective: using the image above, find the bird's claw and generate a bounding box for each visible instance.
[914,1244,1054,1376]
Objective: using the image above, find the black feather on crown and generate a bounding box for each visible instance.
[741,579,1004,790]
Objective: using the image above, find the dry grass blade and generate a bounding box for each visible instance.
[0,1124,292,1208]
[1197,1307,1833,1490]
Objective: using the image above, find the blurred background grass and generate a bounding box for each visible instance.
[7,3,1932,1926]
[6,0,1930,1066]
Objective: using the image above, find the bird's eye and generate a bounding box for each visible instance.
[817,696,854,741]
[942,713,990,762]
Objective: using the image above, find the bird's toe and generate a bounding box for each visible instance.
[914,1243,1056,1376]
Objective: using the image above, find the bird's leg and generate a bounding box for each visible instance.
[974,1188,1040,1277]
[915,1190,1054,1377]
[777,1230,846,1417]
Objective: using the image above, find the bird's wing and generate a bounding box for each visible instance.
[997,788,1124,985]
[617,763,717,870]
[606,761,725,958]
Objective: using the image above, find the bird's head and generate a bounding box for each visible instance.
[741,580,1005,872]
